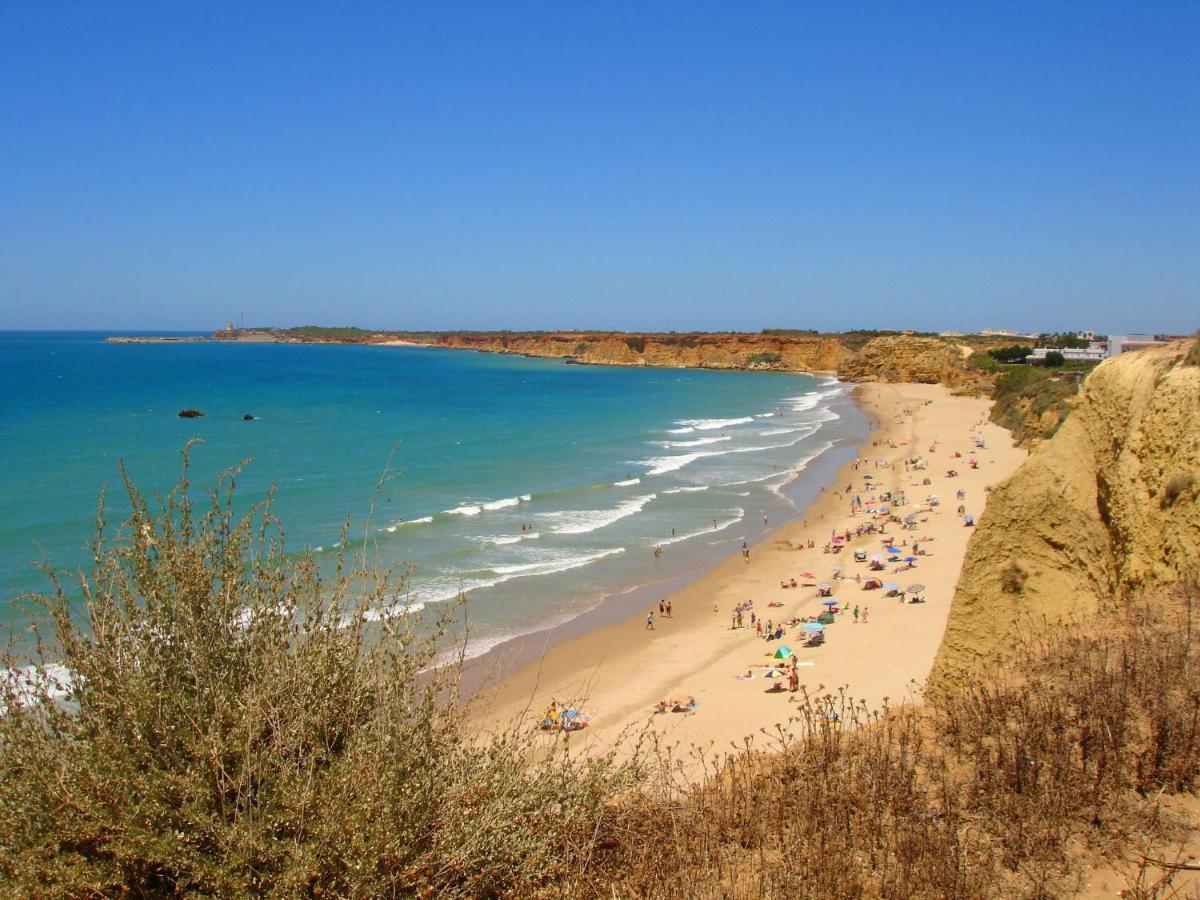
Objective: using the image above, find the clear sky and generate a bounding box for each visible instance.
[1,2,1196,334]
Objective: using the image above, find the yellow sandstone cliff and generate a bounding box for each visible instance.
[836,335,970,385]
[394,332,852,373]
[931,339,1200,687]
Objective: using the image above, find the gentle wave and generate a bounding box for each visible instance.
[544,494,657,535]
[490,547,625,576]
[2,664,76,712]
[661,485,709,494]
[676,416,755,431]
[656,509,745,546]
[488,531,540,545]
[759,425,815,437]
[652,435,731,449]
[443,504,482,517]
[482,496,521,511]
[614,478,641,486]
[641,431,820,476]
[783,392,821,413]
[406,547,627,607]
[715,439,837,488]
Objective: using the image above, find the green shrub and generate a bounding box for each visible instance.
[0,447,635,896]
[746,351,783,365]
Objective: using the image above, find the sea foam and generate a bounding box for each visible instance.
[676,416,755,431]
[656,509,744,546]
[544,494,657,534]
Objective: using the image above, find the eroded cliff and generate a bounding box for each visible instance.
[836,335,971,385]
[931,340,1200,688]
[389,332,852,373]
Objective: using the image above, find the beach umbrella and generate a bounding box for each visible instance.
[882,582,899,592]
[802,622,825,633]
[907,583,926,594]
[818,582,832,590]
[885,545,901,553]
[799,571,815,579]
[822,599,838,608]
[879,507,890,513]
[869,553,885,561]
[863,474,874,480]
[904,556,917,563]
[773,645,793,660]
[904,512,919,523]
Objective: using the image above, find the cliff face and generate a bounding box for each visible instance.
[398,332,851,373]
[837,336,970,385]
[931,340,1200,687]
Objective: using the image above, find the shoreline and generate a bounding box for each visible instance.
[454,398,867,700]
[468,382,1026,754]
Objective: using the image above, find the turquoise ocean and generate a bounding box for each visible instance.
[0,332,866,656]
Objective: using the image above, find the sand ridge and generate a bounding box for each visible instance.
[471,383,1027,756]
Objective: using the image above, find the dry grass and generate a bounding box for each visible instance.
[578,583,1200,898]
[3,453,1199,897]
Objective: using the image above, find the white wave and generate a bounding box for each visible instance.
[490,547,625,576]
[677,416,755,431]
[2,664,76,712]
[666,425,695,434]
[614,478,641,486]
[714,439,837,488]
[482,496,521,511]
[662,485,709,494]
[643,453,704,475]
[652,435,731,449]
[488,531,540,545]
[657,509,744,546]
[404,547,627,608]
[544,494,657,535]
[641,432,820,476]
[759,425,815,437]
[407,516,434,525]
[444,504,483,517]
[385,526,397,533]
[755,412,778,418]
[783,393,821,413]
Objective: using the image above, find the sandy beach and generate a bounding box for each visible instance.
[471,382,1027,754]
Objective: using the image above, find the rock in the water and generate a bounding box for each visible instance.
[243,414,256,421]
[178,409,204,418]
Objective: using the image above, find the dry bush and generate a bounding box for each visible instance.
[1183,334,1200,367]
[0,447,638,897]
[1162,472,1195,506]
[1000,559,1028,593]
[581,584,1200,898]
[4,447,1200,898]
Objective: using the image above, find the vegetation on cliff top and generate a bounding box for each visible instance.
[5,446,1200,896]
[988,364,1082,445]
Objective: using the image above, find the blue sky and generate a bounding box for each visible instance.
[1,2,1196,333]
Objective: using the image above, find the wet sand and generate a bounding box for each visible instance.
[469,382,1026,757]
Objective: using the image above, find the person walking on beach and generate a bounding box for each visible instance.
[666,600,673,617]
[646,611,654,630]
[853,605,860,624]
[862,606,870,624]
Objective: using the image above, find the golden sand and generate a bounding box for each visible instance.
[471,383,1027,755]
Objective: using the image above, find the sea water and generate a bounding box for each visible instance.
[0,332,866,655]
